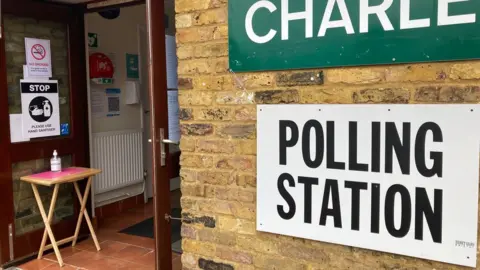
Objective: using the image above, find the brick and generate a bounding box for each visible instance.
[183,239,216,257]
[230,202,256,220]
[326,68,385,84]
[178,59,213,75]
[193,9,227,26]
[255,90,299,104]
[216,91,256,105]
[177,45,194,60]
[213,25,228,40]
[439,86,480,103]
[236,140,256,155]
[238,235,278,254]
[199,200,233,215]
[176,0,210,13]
[177,26,216,43]
[301,88,353,103]
[181,226,197,239]
[194,43,229,58]
[353,88,410,104]
[215,187,255,203]
[183,212,216,228]
[235,106,256,121]
[198,171,233,185]
[217,124,256,139]
[214,58,229,73]
[217,217,255,235]
[180,169,197,183]
[179,92,213,106]
[276,71,324,86]
[194,108,232,121]
[176,14,193,28]
[179,108,193,120]
[198,258,234,270]
[181,124,214,136]
[254,254,307,270]
[236,174,256,188]
[181,197,199,211]
[180,154,213,168]
[209,0,228,8]
[216,246,253,264]
[179,78,193,90]
[182,253,198,269]
[386,64,449,82]
[198,229,237,246]
[450,62,480,80]
[414,86,440,102]
[193,75,233,91]
[180,138,196,152]
[216,156,255,171]
[239,74,275,89]
[182,183,205,197]
[197,139,235,154]
[279,242,330,264]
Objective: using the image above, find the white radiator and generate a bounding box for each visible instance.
[92,130,144,200]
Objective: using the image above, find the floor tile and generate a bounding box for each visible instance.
[130,251,155,266]
[43,247,83,261]
[110,245,152,262]
[18,198,183,270]
[41,264,78,270]
[17,259,53,270]
[63,250,104,268]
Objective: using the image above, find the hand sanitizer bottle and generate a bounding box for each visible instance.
[50,150,62,172]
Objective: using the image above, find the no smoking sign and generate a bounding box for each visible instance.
[25,37,52,77]
[31,44,46,60]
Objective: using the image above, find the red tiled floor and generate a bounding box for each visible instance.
[17,259,54,270]
[18,199,182,270]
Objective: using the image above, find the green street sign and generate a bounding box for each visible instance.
[229,0,480,72]
[88,33,98,48]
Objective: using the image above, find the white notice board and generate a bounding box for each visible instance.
[257,104,480,268]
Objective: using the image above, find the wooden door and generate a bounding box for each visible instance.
[0,0,89,263]
[146,0,174,269]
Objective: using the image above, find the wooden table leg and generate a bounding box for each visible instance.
[38,184,60,259]
[72,177,101,251]
[32,184,64,267]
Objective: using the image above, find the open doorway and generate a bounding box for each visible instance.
[84,0,183,263]
[14,1,182,269]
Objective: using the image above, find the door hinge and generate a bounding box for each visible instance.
[164,213,193,223]
[8,224,14,261]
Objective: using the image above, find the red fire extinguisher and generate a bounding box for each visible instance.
[89,52,114,79]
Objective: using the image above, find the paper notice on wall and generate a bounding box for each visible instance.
[9,114,30,143]
[91,87,105,118]
[167,90,180,142]
[23,65,49,81]
[25,38,52,78]
[106,88,121,117]
[20,80,60,138]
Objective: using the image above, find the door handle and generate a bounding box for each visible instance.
[162,139,179,145]
[159,128,178,166]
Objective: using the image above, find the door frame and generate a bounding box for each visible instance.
[146,0,174,269]
[0,0,89,264]
[82,1,174,269]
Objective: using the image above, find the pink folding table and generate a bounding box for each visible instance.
[20,167,102,267]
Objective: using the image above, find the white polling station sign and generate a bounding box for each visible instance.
[257,104,480,267]
[25,37,52,78]
[21,80,60,138]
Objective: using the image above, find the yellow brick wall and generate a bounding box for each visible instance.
[175,1,480,269]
